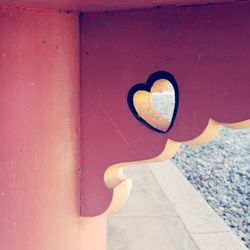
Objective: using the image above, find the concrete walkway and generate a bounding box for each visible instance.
[107,161,247,250]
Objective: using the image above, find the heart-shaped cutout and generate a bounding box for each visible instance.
[127,71,179,133]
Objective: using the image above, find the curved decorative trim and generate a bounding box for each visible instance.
[102,118,250,215]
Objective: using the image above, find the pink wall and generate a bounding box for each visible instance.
[0,0,236,12]
[0,7,106,250]
[1,0,250,244]
[80,2,250,216]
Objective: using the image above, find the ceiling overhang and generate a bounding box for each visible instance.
[0,0,238,12]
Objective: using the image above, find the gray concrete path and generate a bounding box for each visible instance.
[107,161,247,250]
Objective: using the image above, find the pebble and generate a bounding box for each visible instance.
[171,127,250,249]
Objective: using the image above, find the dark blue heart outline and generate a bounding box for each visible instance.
[127,71,179,133]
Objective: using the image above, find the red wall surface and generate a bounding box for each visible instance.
[80,2,250,216]
[0,7,106,250]
[0,0,236,12]
[1,0,250,237]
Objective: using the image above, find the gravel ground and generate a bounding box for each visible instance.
[171,127,250,249]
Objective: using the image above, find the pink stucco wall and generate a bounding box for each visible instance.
[0,7,106,250]
[1,2,250,248]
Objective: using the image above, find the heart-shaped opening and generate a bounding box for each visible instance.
[127,71,179,133]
